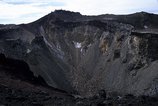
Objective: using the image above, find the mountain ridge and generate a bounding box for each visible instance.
[1,10,158,98]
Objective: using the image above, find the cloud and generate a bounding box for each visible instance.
[61,0,158,15]
[2,0,65,7]
[5,1,32,5]
[0,0,158,24]
[4,0,65,6]
[0,0,65,24]
[35,2,65,7]
[2,0,30,4]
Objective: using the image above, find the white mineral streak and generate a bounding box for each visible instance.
[27,49,31,54]
[73,41,82,48]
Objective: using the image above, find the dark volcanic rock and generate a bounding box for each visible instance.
[0,10,158,99]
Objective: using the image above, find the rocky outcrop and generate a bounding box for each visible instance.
[1,10,158,97]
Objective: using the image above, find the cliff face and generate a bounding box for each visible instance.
[1,10,158,97]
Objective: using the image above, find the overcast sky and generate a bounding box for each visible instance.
[0,0,158,24]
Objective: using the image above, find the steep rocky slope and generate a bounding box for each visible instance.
[1,10,158,98]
